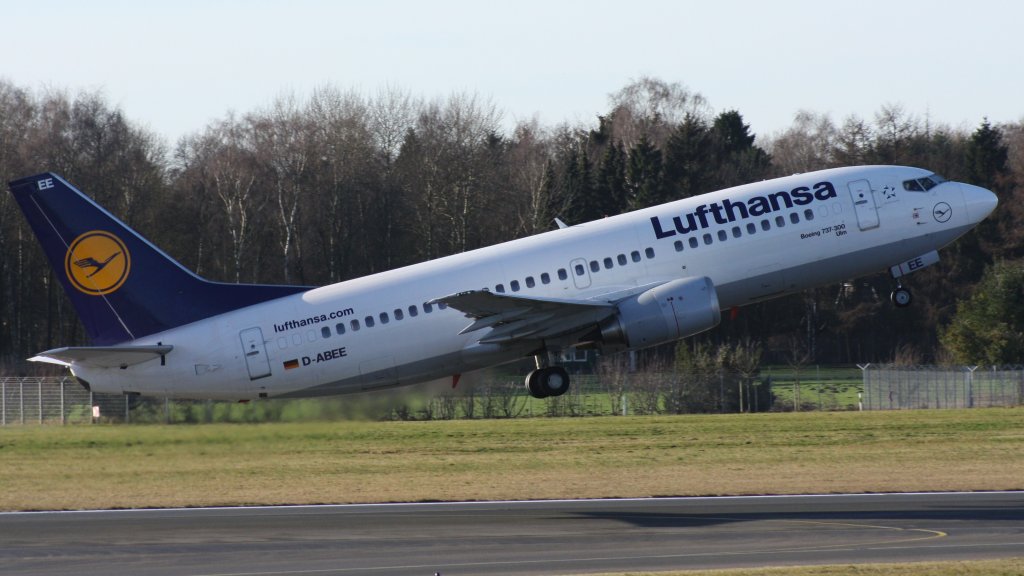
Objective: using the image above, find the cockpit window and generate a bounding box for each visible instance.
[902,173,946,192]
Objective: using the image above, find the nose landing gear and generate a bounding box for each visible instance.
[890,282,913,308]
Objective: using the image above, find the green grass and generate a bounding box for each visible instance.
[1,408,1022,511]
[592,558,1024,576]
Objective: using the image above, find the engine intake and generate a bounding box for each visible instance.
[599,276,721,350]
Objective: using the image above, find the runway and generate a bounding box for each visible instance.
[1,492,1022,575]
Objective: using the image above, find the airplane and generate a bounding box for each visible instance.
[7,166,997,401]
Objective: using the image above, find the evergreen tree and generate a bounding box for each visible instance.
[941,260,1024,365]
[708,110,771,189]
[963,119,1018,261]
[964,119,1008,190]
[591,140,627,218]
[625,135,663,209]
[662,113,711,199]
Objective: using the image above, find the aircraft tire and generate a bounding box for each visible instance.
[542,366,570,397]
[525,367,570,398]
[525,370,550,399]
[891,288,913,308]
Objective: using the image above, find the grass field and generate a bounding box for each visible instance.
[592,558,1024,576]
[1,408,1022,511]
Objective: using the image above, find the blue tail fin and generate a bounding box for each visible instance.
[8,173,309,345]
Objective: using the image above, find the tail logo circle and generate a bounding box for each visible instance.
[65,231,130,296]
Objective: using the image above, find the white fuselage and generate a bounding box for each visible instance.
[73,166,992,399]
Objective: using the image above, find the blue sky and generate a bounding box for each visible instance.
[4,0,1021,144]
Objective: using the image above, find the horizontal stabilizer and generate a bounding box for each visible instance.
[29,345,173,368]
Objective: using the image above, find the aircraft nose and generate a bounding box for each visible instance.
[961,183,998,223]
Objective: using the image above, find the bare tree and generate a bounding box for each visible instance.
[607,76,710,149]
[767,110,838,174]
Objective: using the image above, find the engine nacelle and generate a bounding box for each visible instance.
[599,277,721,350]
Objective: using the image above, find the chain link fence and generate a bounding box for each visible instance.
[861,365,1024,410]
[2,366,1022,424]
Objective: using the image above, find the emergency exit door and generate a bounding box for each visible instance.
[240,327,272,380]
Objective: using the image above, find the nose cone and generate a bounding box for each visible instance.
[961,183,998,223]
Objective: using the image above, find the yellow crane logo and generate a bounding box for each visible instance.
[65,231,130,295]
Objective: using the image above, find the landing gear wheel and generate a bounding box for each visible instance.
[525,366,571,398]
[891,287,912,308]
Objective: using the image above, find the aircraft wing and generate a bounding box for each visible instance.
[29,345,174,368]
[430,290,615,345]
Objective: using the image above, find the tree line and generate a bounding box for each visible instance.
[0,76,1020,371]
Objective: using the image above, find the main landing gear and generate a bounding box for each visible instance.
[525,352,570,399]
[890,281,913,308]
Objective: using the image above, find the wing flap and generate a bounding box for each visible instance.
[29,345,173,368]
[431,291,615,346]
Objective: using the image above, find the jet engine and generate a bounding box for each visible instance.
[598,276,721,350]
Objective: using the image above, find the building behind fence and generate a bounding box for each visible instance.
[2,366,1022,425]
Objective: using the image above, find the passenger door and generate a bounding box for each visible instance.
[239,327,272,380]
[847,179,880,230]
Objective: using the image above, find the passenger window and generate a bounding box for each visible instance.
[321,327,331,339]
[761,219,771,231]
[589,260,599,273]
[526,276,535,288]
[717,230,727,241]
[541,272,551,284]
[365,316,375,328]
[408,305,418,317]
[438,302,447,310]
[424,302,433,313]
[511,280,521,292]
[631,251,641,262]
[617,254,627,266]
[804,209,814,221]
[575,264,585,276]
[350,319,361,331]
[775,215,785,227]
[674,240,684,252]
[732,226,741,238]
[603,257,613,269]
[746,223,756,234]
[335,323,346,335]
[496,284,505,293]
[292,334,302,346]
[394,309,404,321]
[645,247,655,259]
[379,312,389,324]
[277,337,288,350]
[558,268,568,280]
[703,233,713,245]
[689,237,698,249]
[790,212,800,224]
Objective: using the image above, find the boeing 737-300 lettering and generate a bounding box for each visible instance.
[7,166,997,400]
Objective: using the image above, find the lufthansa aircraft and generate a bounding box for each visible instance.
[8,166,997,400]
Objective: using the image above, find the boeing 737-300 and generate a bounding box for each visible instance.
[7,166,997,400]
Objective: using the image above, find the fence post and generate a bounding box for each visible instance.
[966,366,977,409]
[20,378,24,425]
[60,378,65,425]
[2,379,5,426]
[857,364,870,410]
